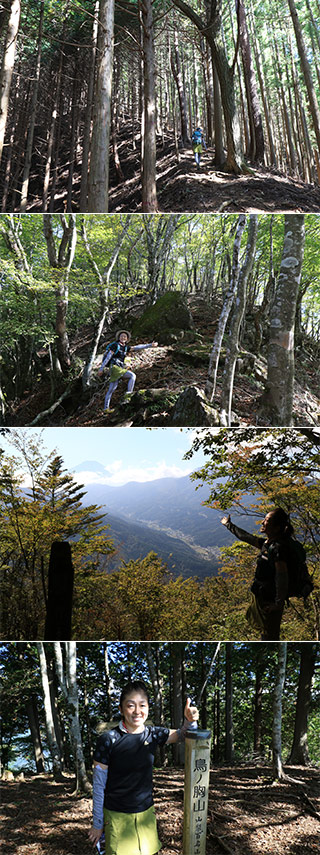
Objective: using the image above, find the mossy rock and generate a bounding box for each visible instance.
[131,292,194,344]
[119,387,179,413]
[173,343,210,367]
[171,386,220,426]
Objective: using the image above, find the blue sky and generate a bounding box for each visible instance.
[3,427,212,486]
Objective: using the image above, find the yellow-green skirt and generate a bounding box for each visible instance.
[104,804,161,855]
[109,364,128,382]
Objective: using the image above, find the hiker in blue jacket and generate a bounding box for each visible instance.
[98,330,158,413]
[191,127,207,170]
[88,680,198,854]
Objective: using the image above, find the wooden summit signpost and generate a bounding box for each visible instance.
[183,729,212,855]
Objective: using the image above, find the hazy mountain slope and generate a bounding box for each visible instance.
[78,469,261,574]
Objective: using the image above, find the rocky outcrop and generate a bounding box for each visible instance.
[171,386,220,426]
[131,292,195,344]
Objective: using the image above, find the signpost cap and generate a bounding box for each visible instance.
[185,729,211,740]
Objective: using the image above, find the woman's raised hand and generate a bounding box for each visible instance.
[184,697,199,723]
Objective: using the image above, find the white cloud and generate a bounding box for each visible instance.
[73,460,191,487]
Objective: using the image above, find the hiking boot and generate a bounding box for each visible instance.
[103,407,114,414]
[122,392,133,404]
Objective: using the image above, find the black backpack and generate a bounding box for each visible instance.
[272,538,314,600]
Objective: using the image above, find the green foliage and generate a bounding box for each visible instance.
[0,432,115,639]
[1,215,319,413]
[1,642,319,774]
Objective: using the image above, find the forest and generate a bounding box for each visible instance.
[0,1,320,214]
[0,641,319,855]
[1,212,319,429]
[1,426,319,641]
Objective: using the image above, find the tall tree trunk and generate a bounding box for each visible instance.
[171,642,185,765]
[212,63,224,166]
[272,642,287,780]
[253,649,264,756]
[140,0,158,211]
[66,61,80,212]
[20,0,44,211]
[54,642,91,793]
[87,0,115,212]
[248,0,276,166]
[213,651,220,763]
[80,0,99,211]
[43,214,77,373]
[26,696,45,773]
[173,0,244,172]
[37,642,63,780]
[238,0,264,162]
[206,213,246,401]
[0,0,21,164]
[272,26,297,174]
[170,27,190,147]
[43,47,64,211]
[220,213,258,425]
[103,643,113,721]
[225,643,234,763]
[81,214,131,387]
[263,214,305,425]
[288,643,317,765]
[287,0,320,153]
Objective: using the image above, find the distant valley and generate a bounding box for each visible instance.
[76,464,261,579]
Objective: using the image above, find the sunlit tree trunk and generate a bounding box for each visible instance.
[220,213,258,425]
[253,648,264,756]
[140,0,158,211]
[88,0,115,212]
[206,214,246,401]
[54,642,91,793]
[225,643,234,763]
[263,214,305,425]
[80,0,99,211]
[272,642,287,780]
[37,642,63,780]
[20,0,44,211]
[0,0,21,164]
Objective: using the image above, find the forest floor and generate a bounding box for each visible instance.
[7,297,320,428]
[109,136,320,214]
[25,130,320,214]
[1,765,319,855]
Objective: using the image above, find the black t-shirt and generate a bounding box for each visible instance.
[109,342,130,366]
[93,725,170,813]
[255,539,290,600]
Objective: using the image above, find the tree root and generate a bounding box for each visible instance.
[29,383,74,426]
[209,831,236,854]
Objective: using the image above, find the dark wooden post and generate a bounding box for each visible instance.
[44,541,74,640]
[183,729,212,855]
